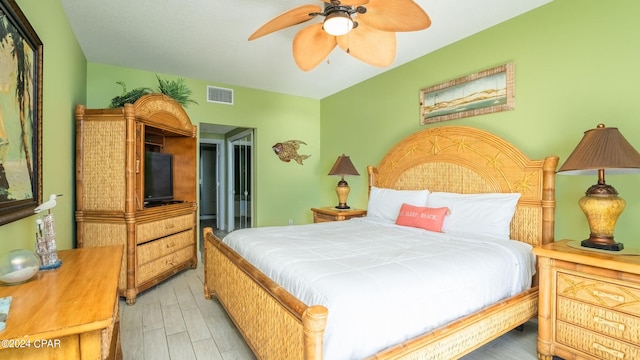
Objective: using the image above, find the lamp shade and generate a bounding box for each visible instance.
[558,124,640,175]
[328,154,359,176]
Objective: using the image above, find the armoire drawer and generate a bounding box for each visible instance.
[136,214,193,244]
[557,272,640,317]
[137,245,195,284]
[137,229,194,265]
[557,296,640,344]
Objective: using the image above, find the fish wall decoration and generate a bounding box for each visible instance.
[272,140,311,165]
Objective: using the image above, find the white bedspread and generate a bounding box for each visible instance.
[222,216,535,360]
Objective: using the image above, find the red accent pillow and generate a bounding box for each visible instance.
[396,204,449,232]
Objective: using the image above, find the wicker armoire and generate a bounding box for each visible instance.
[75,94,198,304]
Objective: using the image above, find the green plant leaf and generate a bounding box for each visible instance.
[156,75,198,107]
[109,81,153,108]
[108,76,198,108]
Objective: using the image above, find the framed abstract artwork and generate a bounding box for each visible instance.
[0,0,43,226]
[420,63,514,125]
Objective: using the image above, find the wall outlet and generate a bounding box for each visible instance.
[288,219,293,226]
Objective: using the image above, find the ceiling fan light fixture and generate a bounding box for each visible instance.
[323,11,353,36]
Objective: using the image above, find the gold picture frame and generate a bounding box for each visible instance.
[420,63,514,125]
[0,0,43,226]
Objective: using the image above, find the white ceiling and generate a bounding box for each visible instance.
[60,0,551,100]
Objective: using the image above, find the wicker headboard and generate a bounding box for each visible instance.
[367,126,558,247]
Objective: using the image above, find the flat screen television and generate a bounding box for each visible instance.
[144,151,174,204]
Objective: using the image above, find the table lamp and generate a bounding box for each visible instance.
[328,154,359,209]
[558,124,640,251]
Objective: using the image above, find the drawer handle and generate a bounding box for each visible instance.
[593,290,625,303]
[166,242,176,248]
[594,316,625,331]
[592,342,624,359]
[165,223,175,229]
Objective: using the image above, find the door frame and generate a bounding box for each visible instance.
[199,138,225,230]
[227,129,254,232]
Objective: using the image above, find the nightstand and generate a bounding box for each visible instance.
[311,207,367,223]
[533,240,640,360]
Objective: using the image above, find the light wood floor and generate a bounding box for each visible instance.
[119,259,542,360]
[119,262,254,360]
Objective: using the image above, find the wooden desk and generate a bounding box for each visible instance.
[0,246,123,359]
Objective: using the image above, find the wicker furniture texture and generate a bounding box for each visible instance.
[0,246,123,360]
[203,125,559,359]
[311,207,367,223]
[75,94,198,304]
[535,240,640,360]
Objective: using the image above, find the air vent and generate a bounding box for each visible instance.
[207,86,234,105]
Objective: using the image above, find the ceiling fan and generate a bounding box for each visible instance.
[248,0,431,71]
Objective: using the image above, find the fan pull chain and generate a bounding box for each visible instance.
[345,32,350,54]
[328,32,351,65]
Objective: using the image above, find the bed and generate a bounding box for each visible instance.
[203,125,559,359]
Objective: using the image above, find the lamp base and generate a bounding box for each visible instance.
[581,239,624,251]
[335,179,351,211]
[578,181,625,252]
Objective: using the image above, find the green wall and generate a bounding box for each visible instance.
[0,0,86,255]
[3,0,640,256]
[320,0,640,248]
[86,63,322,227]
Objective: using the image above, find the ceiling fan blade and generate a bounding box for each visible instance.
[358,0,431,32]
[293,23,338,71]
[337,21,396,67]
[248,5,322,40]
[317,0,370,6]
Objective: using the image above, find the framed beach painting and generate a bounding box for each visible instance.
[0,0,43,226]
[420,63,514,125]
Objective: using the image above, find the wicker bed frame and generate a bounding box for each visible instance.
[203,126,558,359]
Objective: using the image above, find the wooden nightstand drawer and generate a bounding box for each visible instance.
[311,207,366,223]
[557,297,640,344]
[314,211,339,223]
[557,321,640,360]
[557,272,640,316]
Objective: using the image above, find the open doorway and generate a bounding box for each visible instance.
[199,140,224,230]
[227,129,253,232]
[199,125,254,242]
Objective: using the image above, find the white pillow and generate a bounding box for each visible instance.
[426,192,521,239]
[367,186,430,222]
